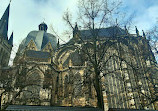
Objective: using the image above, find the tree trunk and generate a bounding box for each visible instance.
[0,95,2,110]
[94,69,104,110]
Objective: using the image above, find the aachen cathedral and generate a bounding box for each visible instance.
[0,2,157,111]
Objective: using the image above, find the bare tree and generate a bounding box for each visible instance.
[146,25,158,61]
[61,0,130,109]
[60,0,158,110]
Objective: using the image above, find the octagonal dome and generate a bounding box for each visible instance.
[18,23,57,53]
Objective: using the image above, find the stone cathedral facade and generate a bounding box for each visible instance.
[12,23,157,110]
[0,3,157,111]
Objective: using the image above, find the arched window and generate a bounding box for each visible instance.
[24,71,44,100]
[64,75,69,97]
[74,73,82,97]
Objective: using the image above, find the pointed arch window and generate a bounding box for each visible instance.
[74,73,82,97]
[64,75,69,97]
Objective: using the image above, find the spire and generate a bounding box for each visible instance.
[8,32,13,46]
[142,30,146,38]
[0,3,10,39]
[73,22,79,37]
[135,26,139,37]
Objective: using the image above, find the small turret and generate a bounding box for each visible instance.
[39,22,48,32]
[57,38,60,49]
[142,30,146,38]
[124,25,128,35]
[135,26,139,37]
[73,22,79,37]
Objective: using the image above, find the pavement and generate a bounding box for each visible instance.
[6,105,103,111]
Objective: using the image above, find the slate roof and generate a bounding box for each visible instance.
[8,32,13,45]
[25,50,50,59]
[80,26,126,40]
[6,105,103,111]
[0,4,10,39]
[19,30,57,53]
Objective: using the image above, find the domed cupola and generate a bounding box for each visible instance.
[18,23,57,54]
[39,22,48,32]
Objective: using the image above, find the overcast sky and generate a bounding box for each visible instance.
[0,0,158,65]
